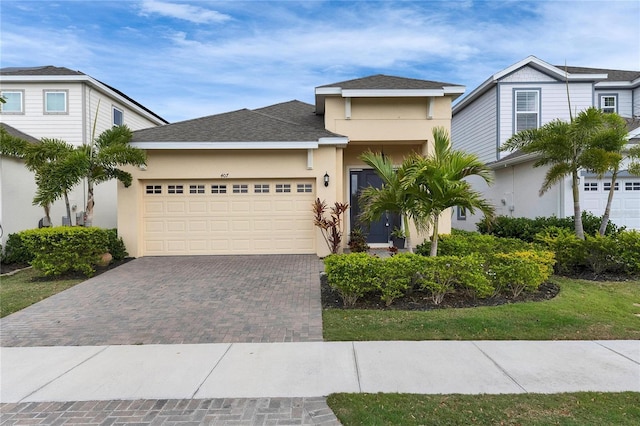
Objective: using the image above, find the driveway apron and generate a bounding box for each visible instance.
[0,255,325,347]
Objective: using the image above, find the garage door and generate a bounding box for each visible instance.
[582,177,640,230]
[142,179,316,255]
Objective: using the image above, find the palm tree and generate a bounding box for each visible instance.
[401,127,495,256]
[82,125,146,226]
[503,107,630,240]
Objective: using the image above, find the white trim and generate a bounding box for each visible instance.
[318,137,349,147]
[427,97,434,119]
[345,97,351,119]
[130,141,320,150]
[341,89,446,97]
[314,87,342,95]
[307,149,313,169]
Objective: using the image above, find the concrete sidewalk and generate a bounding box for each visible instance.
[2,340,638,404]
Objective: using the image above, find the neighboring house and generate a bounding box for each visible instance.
[0,66,167,245]
[451,56,640,231]
[119,75,465,257]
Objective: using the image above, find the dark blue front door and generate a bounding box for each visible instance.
[350,169,400,244]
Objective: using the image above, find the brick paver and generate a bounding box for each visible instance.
[0,397,341,425]
[0,255,324,347]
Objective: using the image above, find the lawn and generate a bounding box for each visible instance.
[327,392,640,426]
[0,268,84,317]
[323,277,640,341]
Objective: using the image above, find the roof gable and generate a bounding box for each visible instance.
[317,74,460,90]
[0,65,84,76]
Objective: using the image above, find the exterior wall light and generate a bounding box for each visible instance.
[324,172,330,187]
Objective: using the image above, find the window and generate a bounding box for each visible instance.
[113,106,124,126]
[254,184,270,193]
[44,90,67,114]
[233,184,248,194]
[297,183,313,193]
[146,185,162,194]
[625,181,640,191]
[514,90,539,132]
[189,184,205,194]
[600,95,617,114]
[168,185,184,194]
[276,184,291,193]
[457,206,467,221]
[603,182,619,191]
[211,184,227,194]
[0,91,23,113]
[584,182,598,191]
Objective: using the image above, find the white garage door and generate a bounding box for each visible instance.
[142,179,316,255]
[582,177,640,230]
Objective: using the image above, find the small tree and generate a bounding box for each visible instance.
[313,198,349,254]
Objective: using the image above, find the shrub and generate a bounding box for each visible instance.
[347,228,369,253]
[417,255,493,304]
[375,254,414,306]
[478,212,621,242]
[1,232,34,264]
[416,232,533,257]
[324,253,379,307]
[106,229,128,261]
[488,251,554,298]
[535,227,587,275]
[616,230,640,275]
[19,227,109,277]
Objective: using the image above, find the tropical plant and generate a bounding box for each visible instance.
[503,107,629,240]
[401,127,495,256]
[81,125,146,225]
[312,198,349,254]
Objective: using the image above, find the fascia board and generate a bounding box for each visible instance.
[315,87,342,95]
[443,86,466,95]
[596,80,638,89]
[0,75,88,83]
[130,141,320,149]
[489,152,539,169]
[341,89,444,97]
[318,137,349,147]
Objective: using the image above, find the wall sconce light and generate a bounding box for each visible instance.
[324,172,330,187]
[139,164,147,171]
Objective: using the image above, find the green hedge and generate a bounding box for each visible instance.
[106,229,128,261]
[416,231,534,257]
[477,212,621,242]
[1,233,34,264]
[19,227,110,276]
[324,251,553,307]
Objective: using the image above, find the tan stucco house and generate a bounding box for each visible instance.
[119,75,465,257]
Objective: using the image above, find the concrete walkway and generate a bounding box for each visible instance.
[2,340,638,405]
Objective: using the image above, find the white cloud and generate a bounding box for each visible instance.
[139,0,231,24]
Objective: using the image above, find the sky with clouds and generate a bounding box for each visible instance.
[1,0,639,123]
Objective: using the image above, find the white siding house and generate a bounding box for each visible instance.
[452,56,640,231]
[0,66,167,245]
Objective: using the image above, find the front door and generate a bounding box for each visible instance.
[350,169,400,244]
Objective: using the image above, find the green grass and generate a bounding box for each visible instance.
[323,277,640,341]
[327,392,640,425]
[0,268,84,317]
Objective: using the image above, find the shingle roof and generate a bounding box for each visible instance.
[555,66,640,82]
[253,100,325,130]
[317,74,460,90]
[132,103,341,142]
[0,123,39,144]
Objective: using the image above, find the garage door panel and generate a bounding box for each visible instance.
[143,179,316,255]
[583,178,640,230]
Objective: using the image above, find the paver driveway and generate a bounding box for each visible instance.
[0,255,325,347]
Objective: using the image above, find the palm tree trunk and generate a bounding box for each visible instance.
[403,214,413,253]
[572,170,585,240]
[63,192,72,226]
[43,204,51,227]
[429,214,440,257]
[85,179,95,227]
[599,172,617,236]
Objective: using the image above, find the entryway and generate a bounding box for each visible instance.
[350,169,400,244]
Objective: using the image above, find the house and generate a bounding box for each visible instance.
[0,66,167,245]
[451,56,640,231]
[118,75,465,257]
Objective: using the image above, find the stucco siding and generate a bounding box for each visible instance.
[452,87,497,163]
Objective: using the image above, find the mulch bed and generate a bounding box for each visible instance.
[1,258,133,281]
[321,274,561,311]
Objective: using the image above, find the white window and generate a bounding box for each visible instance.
[233,184,248,194]
[297,183,313,193]
[514,90,539,132]
[625,181,640,191]
[113,106,124,126]
[276,184,291,193]
[189,184,205,194]
[168,185,183,194]
[0,91,23,113]
[603,182,619,191]
[44,90,67,114]
[584,182,598,191]
[211,184,227,194]
[146,185,162,194]
[600,95,617,114]
[254,184,270,193]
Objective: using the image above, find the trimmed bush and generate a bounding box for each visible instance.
[478,212,621,242]
[106,228,128,261]
[324,253,380,307]
[1,233,34,264]
[416,232,533,257]
[488,251,554,298]
[19,227,109,277]
[375,254,414,306]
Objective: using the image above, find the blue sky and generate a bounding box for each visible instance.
[1,0,639,123]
